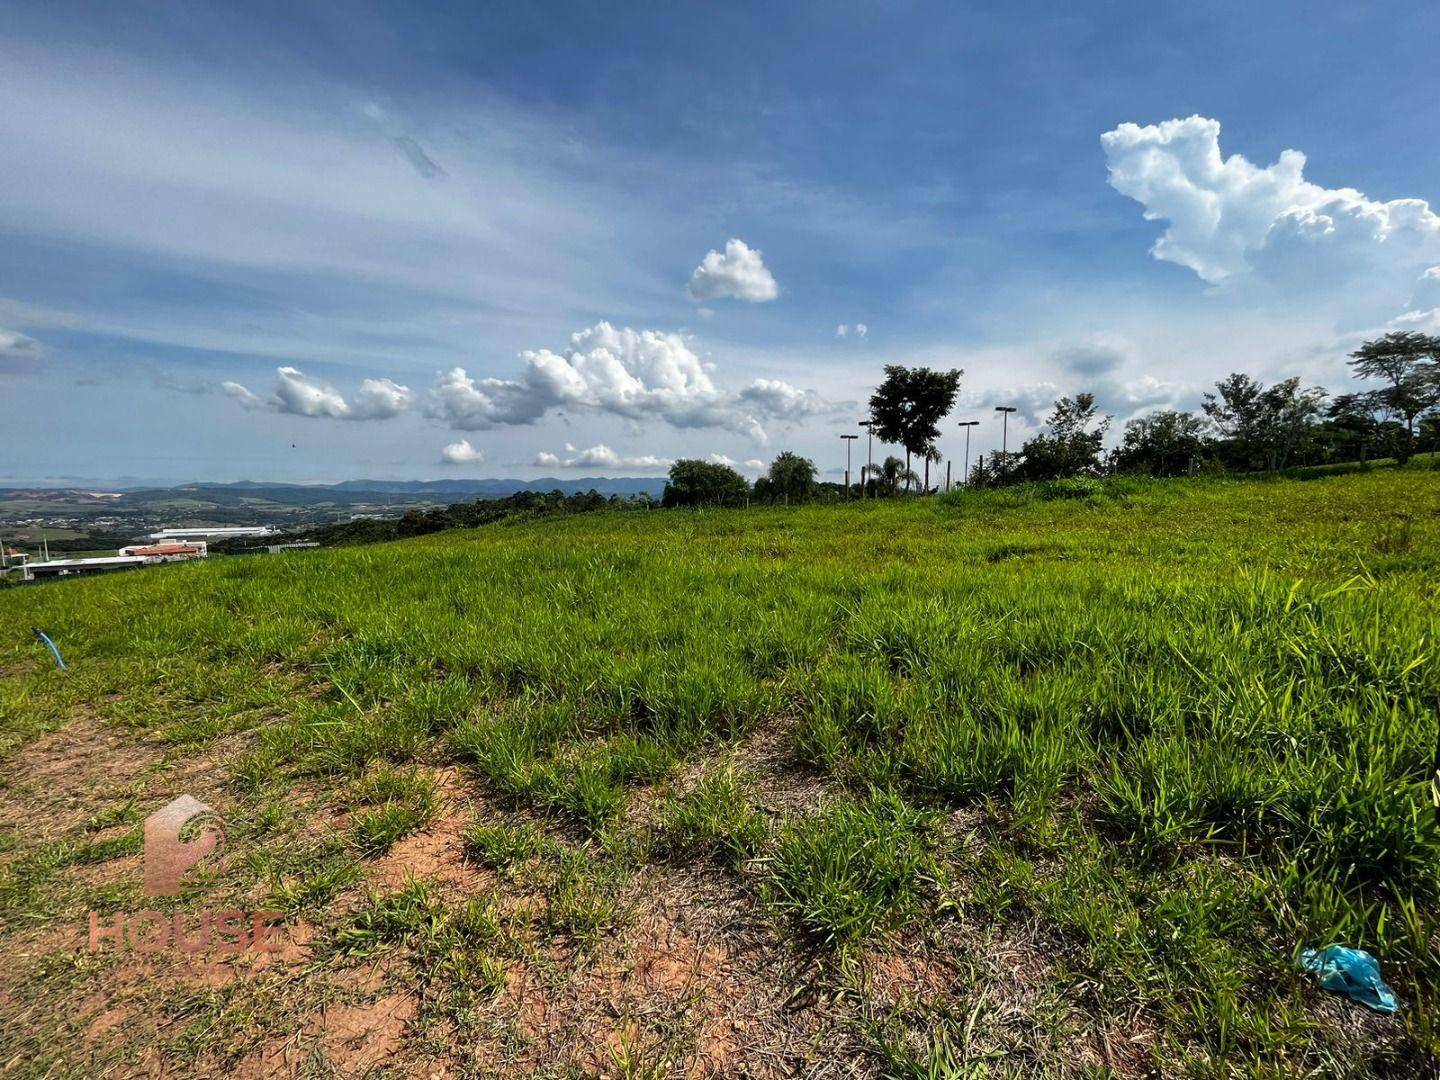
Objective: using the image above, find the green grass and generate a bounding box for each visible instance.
[766,789,939,948]
[2,466,1439,1075]
[653,762,768,866]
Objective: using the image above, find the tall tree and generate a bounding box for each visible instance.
[1201,373,1268,469]
[868,365,963,493]
[1348,331,1440,463]
[1014,394,1112,481]
[1110,410,1209,477]
[1202,373,1326,471]
[1260,377,1328,470]
[661,459,750,508]
[763,450,818,502]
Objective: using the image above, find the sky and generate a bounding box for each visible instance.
[3,0,1440,485]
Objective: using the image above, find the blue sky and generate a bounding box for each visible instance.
[3,1,1439,484]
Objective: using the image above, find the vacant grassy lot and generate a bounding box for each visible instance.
[1,469,1438,1077]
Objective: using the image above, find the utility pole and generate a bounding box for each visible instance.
[945,460,952,492]
[840,434,858,496]
[994,406,1016,481]
[957,420,979,487]
[858,420,875,499]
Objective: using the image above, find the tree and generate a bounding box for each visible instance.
[660,459,750,508]
[1202,373,1326,471]
[761,451,817,502]
[868,365,963,493]
[1110,410,1209,477]
[1013,394,1111,481]
[872,455,917,496]
[1201,373,1268,470]
[1348,331,1440,463]
[1320,393,1394,463]
[1260,377,1328,470]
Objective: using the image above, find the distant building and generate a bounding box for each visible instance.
[148,526,278,542]
[265,541,320,554]
[118,541,208,561]
[18,541,209,582]
[21,555,148,581]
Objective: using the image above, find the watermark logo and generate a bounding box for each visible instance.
[143,794,225,896]
[88,792,284,957]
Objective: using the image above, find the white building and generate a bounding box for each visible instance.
[147,526,278,542]
[22,555,148,581]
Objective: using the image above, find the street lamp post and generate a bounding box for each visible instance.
[840,434,858,495]
[858,420,875,498]
[957,420,980,486]
[994,406,1016,480]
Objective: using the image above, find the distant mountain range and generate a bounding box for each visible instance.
[208,477,665,497]
[0,476,669,534]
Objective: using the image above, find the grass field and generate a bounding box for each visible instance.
[1,469,1438,1077]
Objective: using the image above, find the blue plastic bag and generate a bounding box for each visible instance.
[1299,946,1398,1013]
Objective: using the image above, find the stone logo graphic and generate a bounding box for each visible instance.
[143,794,225,896]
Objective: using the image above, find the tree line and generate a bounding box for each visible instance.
[663,329,1440,503]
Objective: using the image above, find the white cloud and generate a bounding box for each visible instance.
[424,321,811,442]
[0,329,43,370]
[743,458,765,470]
[222,380,263,409]
[836,323,868,339]
[537,443,672,470]
[224,366,414,420]
[836,324,848,337]
[426,366,550,429]
[687,238,778,302]
[737,378,828,421]
[440,438,484,464]
[1102,116,1440,321]
[708,453,737,467]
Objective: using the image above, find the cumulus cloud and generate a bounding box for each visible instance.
[427,366,550,429]
[836,323,868,338]
[709,453,737,467]
[440,438,484,464]
[224,366,414,420]
[425,322,820,443]
[1102,116,1440,321]
[687,238,778,302]
[743,458,765,470]
[737,378,828,421]
[537,443,672,470]
[0,328,43,371]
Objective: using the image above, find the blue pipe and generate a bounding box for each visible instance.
[33,628,65,670]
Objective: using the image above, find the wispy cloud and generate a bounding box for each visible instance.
[0,328,43,373]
